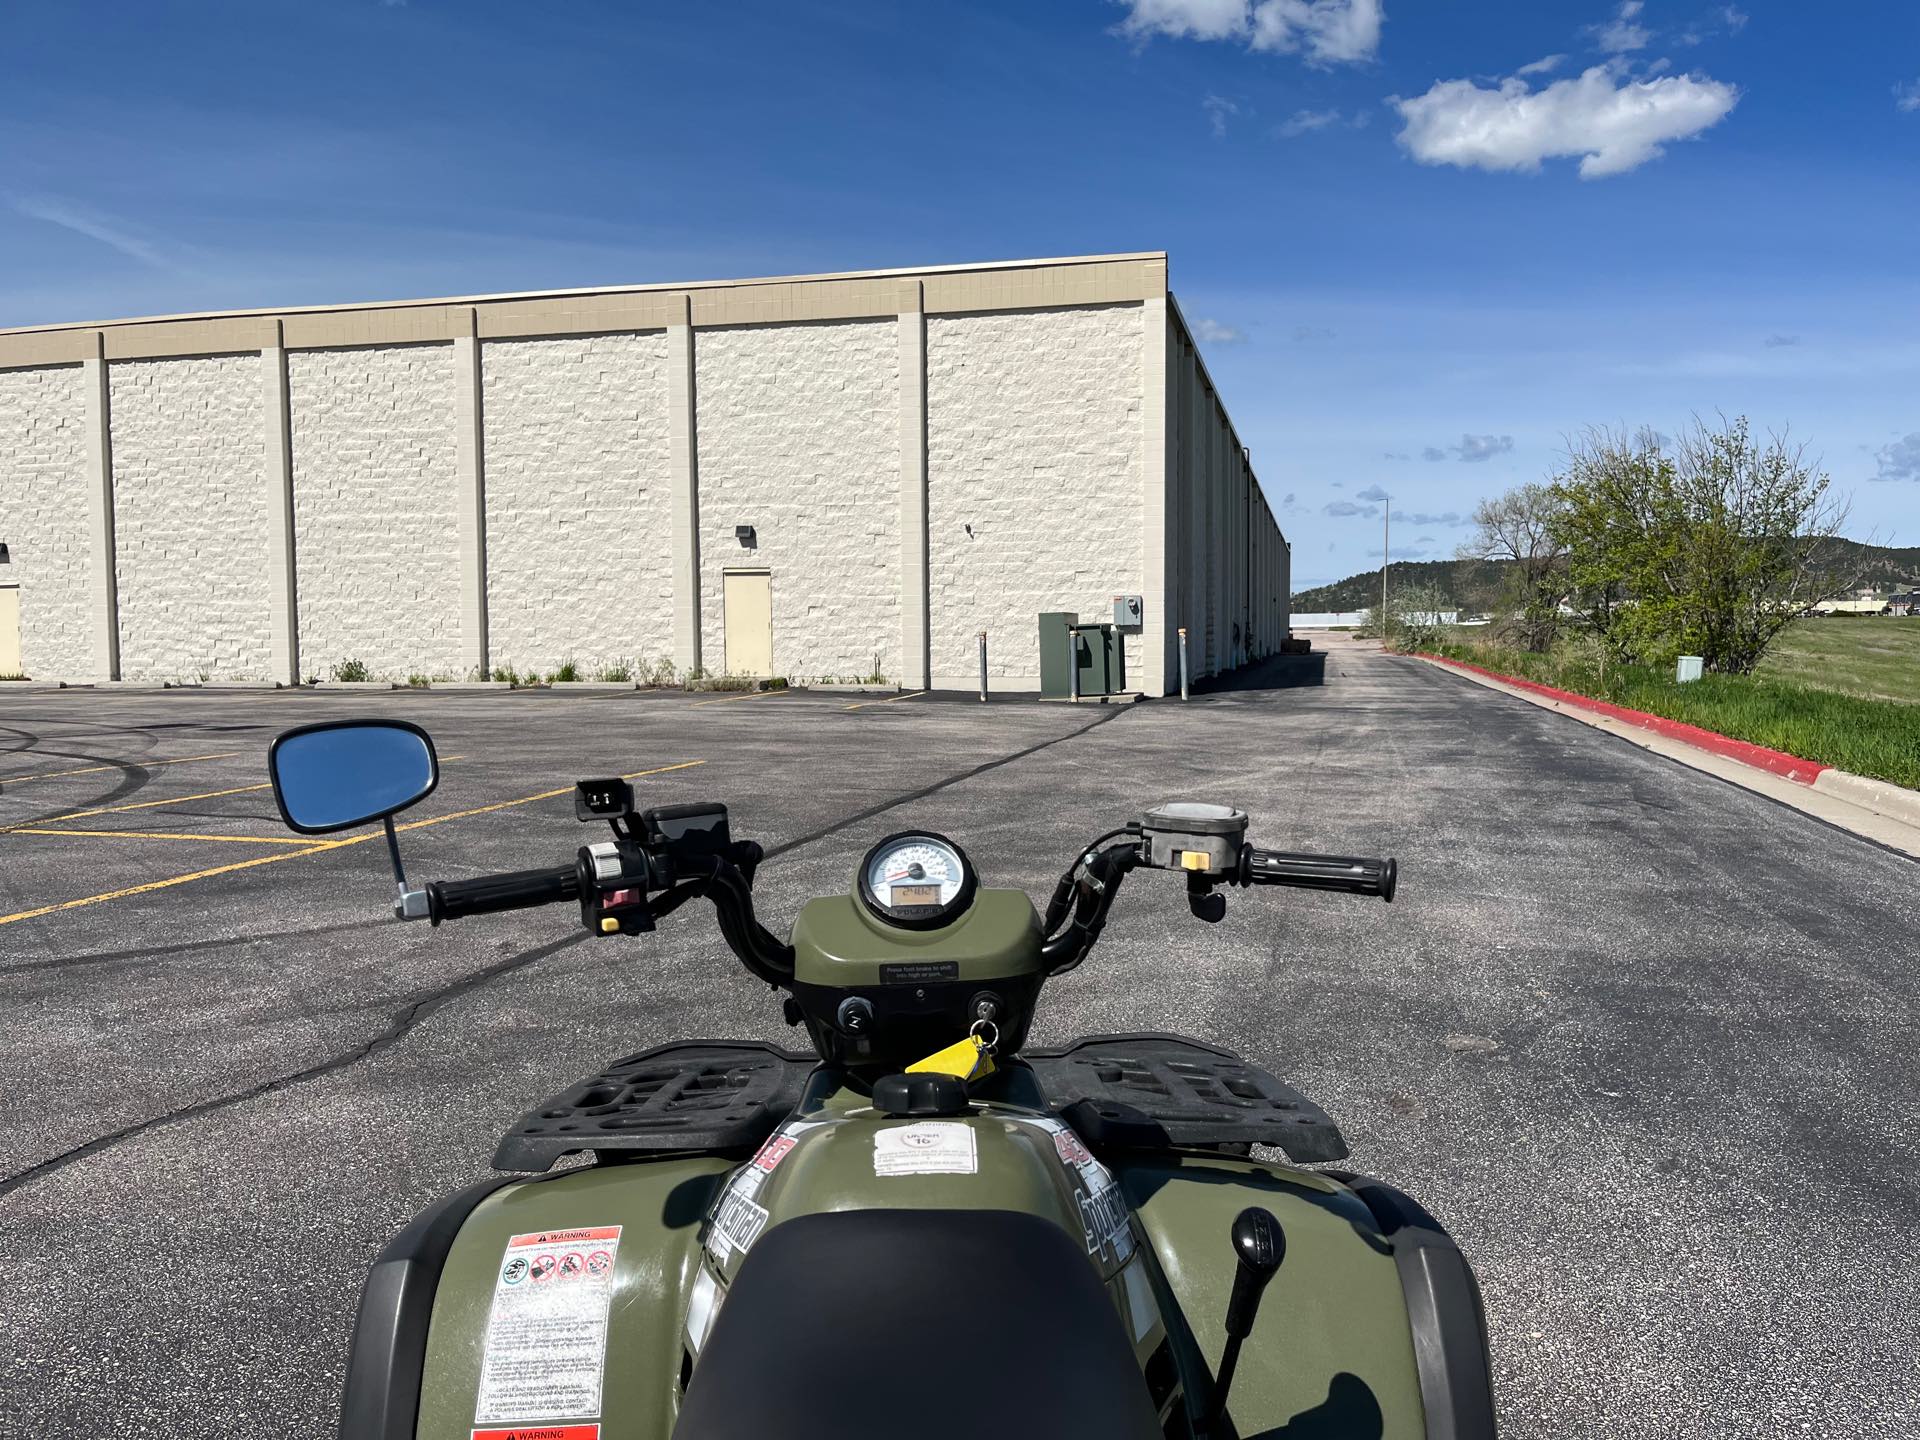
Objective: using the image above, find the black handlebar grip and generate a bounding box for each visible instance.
[427,864,580,925]
[1243,848,1397,902]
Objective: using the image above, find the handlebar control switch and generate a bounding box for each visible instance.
[1141,801,1248,877]
[578,841,656,936]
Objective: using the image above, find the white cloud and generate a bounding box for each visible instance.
[1404,511,1465,526]
[1120,0,1247,43]
[1277,107,1343,136]
[1763,333,1799,348]
[1116,0,1384,66]
[1721,6,1749,32]
[1516,54,1565,76]
[1324,500,1380,518]
[1355,483,1390,501]
[1873,433,1920,483]
[1422,434,1513,462]
[1896,80,1920,114]
[1391,63,1738,178]
[1193,317,1247,344]
[1203,93,1243,136]
[1589,1,1649,54]
[11,195,172,269]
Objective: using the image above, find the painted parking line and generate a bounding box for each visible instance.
[0,750,246,786]
[843,690,926,711]
[690,688,789,708]
[0,760,705,930]
[24,782,274,826]
[4,754,470,831]
[8,828,321,846]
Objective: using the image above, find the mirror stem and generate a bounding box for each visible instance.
[384,816,429,921]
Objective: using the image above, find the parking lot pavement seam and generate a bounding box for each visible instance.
[760,702,1132,861]
[0,711,1124,1191]
[0,933,587,1202]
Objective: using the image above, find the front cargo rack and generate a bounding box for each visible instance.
[1022,1032,1348,1163]
[494,1040,814,1172]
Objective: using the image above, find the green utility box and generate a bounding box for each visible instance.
[1038,613,1126,698]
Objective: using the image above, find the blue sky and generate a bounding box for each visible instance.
[2,0,1915,587]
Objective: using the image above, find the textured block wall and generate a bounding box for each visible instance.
[926,304,1144,682]
[0,365,89,678]
[109,355,269,681]
[289,345,462,680]
[482,333,674,679]
[694,319,899,681]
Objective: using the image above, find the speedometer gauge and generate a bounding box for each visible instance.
[856,831,978,929]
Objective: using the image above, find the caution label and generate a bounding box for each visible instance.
[874,1121,978,1176]
[475,1228,622,1426]
[471,1428,601,1440]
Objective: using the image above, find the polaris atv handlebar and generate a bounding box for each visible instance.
[427,863,580,924]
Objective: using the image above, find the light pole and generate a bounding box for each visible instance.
[1379,495,1390,641]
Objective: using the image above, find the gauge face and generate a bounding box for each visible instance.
[857,831,977,929]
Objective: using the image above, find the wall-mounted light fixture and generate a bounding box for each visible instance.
[734,524,756,548]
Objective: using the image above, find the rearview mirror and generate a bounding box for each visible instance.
[269,720,439,834]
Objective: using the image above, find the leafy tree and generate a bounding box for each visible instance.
[1458,483,1568,651]
[1550,416,1852,673]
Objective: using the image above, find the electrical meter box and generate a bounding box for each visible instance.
[1113,594,1144,630]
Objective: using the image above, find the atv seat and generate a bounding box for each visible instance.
[673,1208,1162,1440]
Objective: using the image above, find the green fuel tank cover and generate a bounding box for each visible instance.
[789,888,1043,988]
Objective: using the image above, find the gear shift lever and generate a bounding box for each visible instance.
[1205,1207,1286,1433]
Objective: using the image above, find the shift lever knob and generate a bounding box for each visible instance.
[1225,1207,1286,1339]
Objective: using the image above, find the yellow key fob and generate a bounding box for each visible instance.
[907,1034,996,1082]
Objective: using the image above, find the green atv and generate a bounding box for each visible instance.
[268,719,1495,1440]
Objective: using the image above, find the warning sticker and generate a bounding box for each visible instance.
[472,1428,600,1440]
[475,1228,622,1426]
[874,1121,978,1176]
[708,1189,770,1263]
[1051,1128,1096,1170]
[750,1133,797,1172]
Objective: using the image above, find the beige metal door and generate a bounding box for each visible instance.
[723,570,773,676]
[0,585,20,677]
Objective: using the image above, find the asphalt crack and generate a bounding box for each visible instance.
[0,705,1134,1198]
[0,933,586,1201]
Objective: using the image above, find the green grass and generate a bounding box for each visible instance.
[1756,617,1920,705]
[1420,634,1920,789]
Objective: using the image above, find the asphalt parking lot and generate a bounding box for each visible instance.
[3,645,1916,1439]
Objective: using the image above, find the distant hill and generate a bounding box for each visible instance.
[1291,540,1920,614]
[1291,558,1494,613]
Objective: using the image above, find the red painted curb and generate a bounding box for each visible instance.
[1413,652,1832,786]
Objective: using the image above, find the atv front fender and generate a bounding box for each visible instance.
[339,1158,734,1440]
[1116,1154,1494,1439]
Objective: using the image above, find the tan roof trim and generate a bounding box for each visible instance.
[1,250,1163,332]
[0,253,1162,365]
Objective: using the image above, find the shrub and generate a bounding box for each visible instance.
[333,658,370,683]
[595,659,633,683]
[549,658,581,684]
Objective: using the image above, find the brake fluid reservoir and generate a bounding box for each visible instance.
[1141,800,1248,875]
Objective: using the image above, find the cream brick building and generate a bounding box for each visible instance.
[0,253,1287,693]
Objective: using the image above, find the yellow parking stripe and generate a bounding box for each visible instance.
[0,750,245,786]
[25,783,273,825]
[6,754,470,829]
[844,690,926,711]
[0,760,704,929]
[8,828,321,846]
[691,688,788,708]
